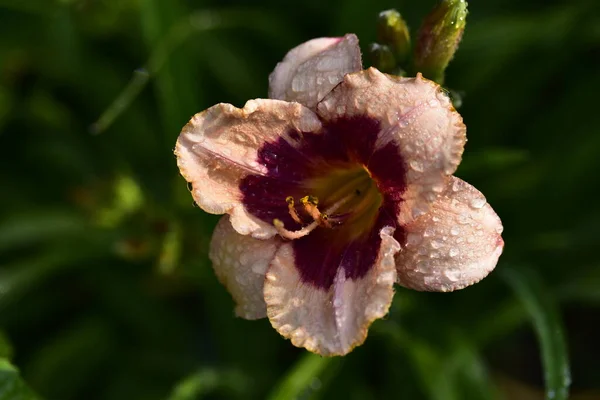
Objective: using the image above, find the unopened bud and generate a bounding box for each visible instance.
[377,9,411,64]
[368,43,396,73]
[414,0,468,84]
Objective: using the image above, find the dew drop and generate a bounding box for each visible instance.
[292,329,305,340]
[432,182,445,193]
[444,269,461,281]
[457,213,470,224]
[415,260,429,272]
[449,248,459,257]
[291,76,307,91]
[431,239,443,249]
[406,232,422,246]
[452,179,462,192]
[450,226,460,236]
[470,197,486,209]
[409,160,424,172]
[291,297,302,307]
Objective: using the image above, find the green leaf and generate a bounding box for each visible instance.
[501,265,571,400]
[446,335,500,400]
[0,333,11,360]
[166,368,248,400]
[0,359,39,400]
[267,353,339,400]
[375,322,459,400]
[0,211,85,252]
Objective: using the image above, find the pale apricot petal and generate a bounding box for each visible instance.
[263,227,400,356]
[396,177,504,292]
[209,215,282,319]
[316,68,466,224]
[175,99,322,239]
[269,34,362,109]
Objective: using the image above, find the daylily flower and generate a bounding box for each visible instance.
[175,34,504,356]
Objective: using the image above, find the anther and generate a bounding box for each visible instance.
[286,196,303,224]
[273,192,357,240]
[300,195,318,205]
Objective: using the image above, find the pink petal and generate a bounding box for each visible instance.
[396,177,504,292]
[175,99,322,239]
[317,68,466,224]
[263,226,400,356]
[269,34,362,109]
[209,215,282,319]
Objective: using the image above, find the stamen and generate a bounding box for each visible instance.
[300,196,323,223]
[273,192,357,240]
[286,196,303,224]
[274,218,320,240]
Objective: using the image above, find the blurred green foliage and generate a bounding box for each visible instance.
[0,0,599,399]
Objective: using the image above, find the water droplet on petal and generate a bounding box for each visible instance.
[444,269,461,281]
[409,160,424,172]
[406,232,422,246]
[457,213,470,224]
[470,197,486,209]
[452,179,462,192]
[449,248,459,257]
[431,239,443,249]
[291,76,307,92]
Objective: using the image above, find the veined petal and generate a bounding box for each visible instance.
[396,177,504,292]
[269,34,362,109]
[264,226,400,356]
[209,215,282,319]
[175,99,322,239]
[317,68,466,224]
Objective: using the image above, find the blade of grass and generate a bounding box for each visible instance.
[0,332,11,360]
[374,322,460,400]
[500,265,571,400]
[446,334,500,400]
[92,8,296,135]
[0,358,39,400]
[267,353,339,400]
[166,368,248,400]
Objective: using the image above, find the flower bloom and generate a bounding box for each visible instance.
[175,34,503,356]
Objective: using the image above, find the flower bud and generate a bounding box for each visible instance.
[368,43,396,73]
[413,0,468,84]
[376,9,411,64]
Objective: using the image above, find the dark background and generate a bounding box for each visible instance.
[0,0,599,399]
